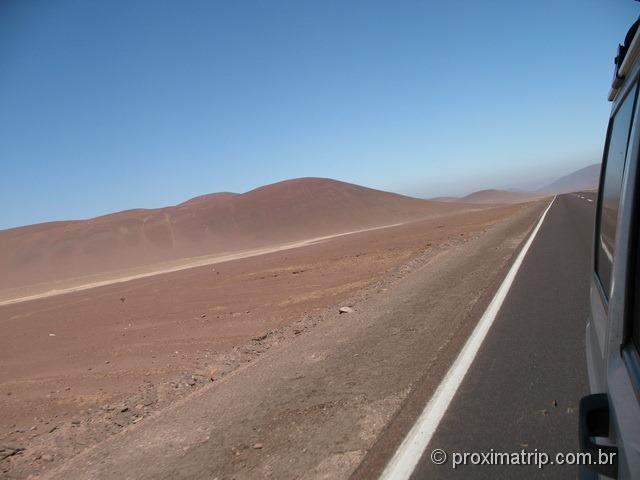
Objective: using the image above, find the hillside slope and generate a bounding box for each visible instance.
[0,178,463,289]
[539,163,600,193]
[458,189,543,204]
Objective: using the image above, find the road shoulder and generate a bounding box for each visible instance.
[41,201,547,480]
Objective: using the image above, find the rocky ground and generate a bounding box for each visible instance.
[0,202,540,479]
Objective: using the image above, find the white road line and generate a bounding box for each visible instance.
[379,196,556,480]
[0,222,406,307]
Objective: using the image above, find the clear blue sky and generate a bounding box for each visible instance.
[1,0,638,229]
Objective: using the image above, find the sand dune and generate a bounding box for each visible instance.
[0,178,465,290]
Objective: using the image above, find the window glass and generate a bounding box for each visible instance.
[596,84,637,298]
[634,221,640,354]
[635,239,640,352]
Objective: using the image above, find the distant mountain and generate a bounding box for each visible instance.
[458,189,545,204]
[0,178,465,290]
[539,163,600,194]
[429,163,601,204]
[428,189,545,204]
[429,196,459,203]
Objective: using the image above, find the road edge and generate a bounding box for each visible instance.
[378,196,556,480]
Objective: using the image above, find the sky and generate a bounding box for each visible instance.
[1,0,639,229]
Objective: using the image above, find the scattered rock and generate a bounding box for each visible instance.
[64,386,71,391]
[120,297,126,303]
[209,367,218,382]
[120,406,129,413]
[200,314,207,318]
[338,306,354,314]
[187,379,196,387]
[252,443,263,449]
[41,454,53,462]
[48,333,56,337]
[552,400,558,407]
[0,446,24,461]
[104,361,110,365]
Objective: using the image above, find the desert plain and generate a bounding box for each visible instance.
[0,179,548,479]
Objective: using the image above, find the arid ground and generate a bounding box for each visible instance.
[0,197,544,479]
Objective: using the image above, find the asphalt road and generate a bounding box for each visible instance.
[408,192,597,479]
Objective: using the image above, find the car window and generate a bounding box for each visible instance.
[635,242,640,353]
[596,83,638,299]
[633,214,640,354]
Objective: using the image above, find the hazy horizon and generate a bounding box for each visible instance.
[1,1,635,229]
[0,160,600,231]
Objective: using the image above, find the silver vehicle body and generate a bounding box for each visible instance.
[584,17,640,480]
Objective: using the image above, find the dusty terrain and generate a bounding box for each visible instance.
[0,200,542,479]
[0,223,405,306]
[0,178,466,291]
[34,200,547,480]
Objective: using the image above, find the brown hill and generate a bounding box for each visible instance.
[428,196,459,203]
[458,189,544,204]
[0,178,464,290]
[538,163,600,193]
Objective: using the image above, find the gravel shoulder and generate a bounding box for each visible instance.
[31,200,547,480]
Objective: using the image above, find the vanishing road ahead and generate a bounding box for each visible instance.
[405,192,596,479]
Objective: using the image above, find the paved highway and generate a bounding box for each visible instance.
[369,192,597,479]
